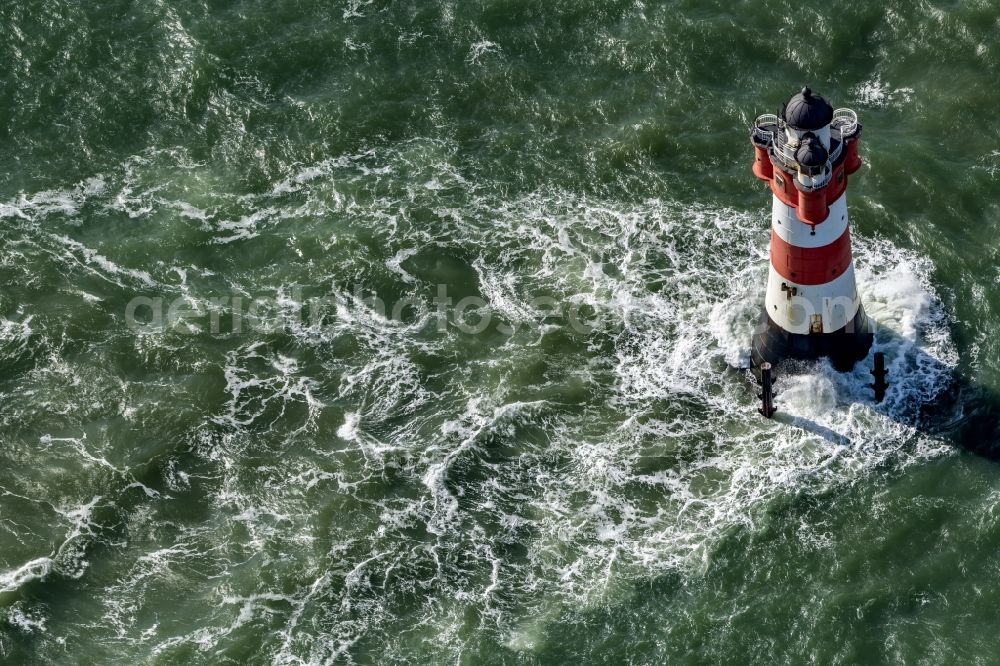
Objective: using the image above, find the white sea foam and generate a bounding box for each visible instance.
[0,177,105,224]
[0,558,53,595]
[343,0,373,19]
[337,412,361,441]
[214,344,322,436]
[851,77,916,109]
[385,247,419,283]
[51,234,158,288]
[467,40,502,65]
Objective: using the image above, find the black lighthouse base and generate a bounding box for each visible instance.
[752,306,874,375]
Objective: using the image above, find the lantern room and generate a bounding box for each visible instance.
[750,88,863,226]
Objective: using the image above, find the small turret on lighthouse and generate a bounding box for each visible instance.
[749,87,874,372]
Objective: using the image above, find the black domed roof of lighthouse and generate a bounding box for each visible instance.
[782,87,834,130]
[795,134,828,168]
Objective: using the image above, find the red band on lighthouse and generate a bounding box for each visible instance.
[769,228,853,285]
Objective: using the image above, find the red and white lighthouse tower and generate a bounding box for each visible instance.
[750,87,874,372]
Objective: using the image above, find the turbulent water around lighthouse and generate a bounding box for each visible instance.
[2,1,1000,663]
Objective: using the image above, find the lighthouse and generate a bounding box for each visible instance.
[749,87,874,373]
[750,88,874,371]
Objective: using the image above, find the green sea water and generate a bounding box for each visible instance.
[1,0,999,663]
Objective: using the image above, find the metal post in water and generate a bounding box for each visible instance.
[758,362,777,418]
[871,352,889,403]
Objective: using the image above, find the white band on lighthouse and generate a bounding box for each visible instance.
[764,263,861,334]
[772,193,848,249]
